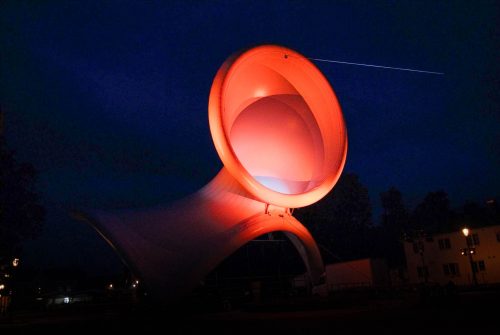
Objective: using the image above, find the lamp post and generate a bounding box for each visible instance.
[462,228,478,286]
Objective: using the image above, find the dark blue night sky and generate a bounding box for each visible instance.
[1,1,498,273]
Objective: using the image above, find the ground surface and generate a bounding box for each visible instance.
[1,288,498,334]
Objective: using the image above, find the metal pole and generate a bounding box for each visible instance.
[466,237,478,286]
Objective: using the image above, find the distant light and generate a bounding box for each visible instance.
[0,284,5,290]
[108,283,114,290]
[4,274,9,278]
[462,228,470,237]
[12,258,19,267]
[135,280,139,285]
[63,297,70,304]
[132,284,137,288]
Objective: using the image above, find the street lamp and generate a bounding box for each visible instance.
[461,227,478,286]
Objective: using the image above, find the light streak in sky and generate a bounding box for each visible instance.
[309,58,444,75]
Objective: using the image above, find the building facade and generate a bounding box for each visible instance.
[404,225,500,286]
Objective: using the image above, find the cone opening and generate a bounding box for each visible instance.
[209,45,347,207]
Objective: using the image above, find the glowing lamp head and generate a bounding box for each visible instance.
[209,45,347,208]
[462,228,469,237]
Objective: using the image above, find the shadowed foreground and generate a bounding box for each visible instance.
[1,288,498,334]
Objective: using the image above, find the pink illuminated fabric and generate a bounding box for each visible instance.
[209,45,347,208]
[78,170,324,299]
[76,45,347,300]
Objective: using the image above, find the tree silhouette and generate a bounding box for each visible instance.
[411,190,454,233]
[378,187,409,266]
[0,137,45,260]
[295,172,373,261]
[455,199,500,229]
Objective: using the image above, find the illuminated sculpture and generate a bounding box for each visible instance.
[77,45,347,299]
